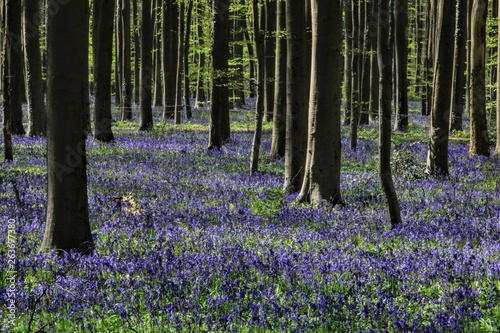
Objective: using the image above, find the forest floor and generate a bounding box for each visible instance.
[1,103,500,332]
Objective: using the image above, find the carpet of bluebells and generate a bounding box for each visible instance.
[1,104,500,332]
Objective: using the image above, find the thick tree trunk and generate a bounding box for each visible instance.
[270,0,286,159]
[426,0,456,175]
[93,0,115,142]
[297,0,342,206]
[284,0,308,192]
[469,0,490,157]
[24,0,46,136]
[41,0,94,254]
[139,0,154,131]
[3,0,13,161]
[250,0,265,174]
[208,0,230,149]
[378,0,402,226]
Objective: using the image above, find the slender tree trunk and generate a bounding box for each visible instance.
[343,0,352,125]
[133,0,140,104]
[41,0,94,254]
[350,0,360,151]
[24,0,46,136]
[496,2,500,156]
[270,0,286,158]
[378,0,402,226]
[369,0,379,123]
[426,0,456,176]
[263,0,276,122]
[7,0,24,135]
[3,0,13,161]
[195,5,206,108]
[297,0,342,206]
[184,0,194,119]
[115,0,122,108]
[120,0,132,120]
[231,3,244,108]
[162,0,178,120]
[450,0,467,132]
[208,0,230,149]
[93,0,115,142]
[394,0,408,131]
[284,0,308,192]
[153,0,163,106]
[469,0,490,157]
[250,0,265,174]
[174,0,185,124]
[243,18,256,98]
[360,0,376,125]
[139,0,154,131]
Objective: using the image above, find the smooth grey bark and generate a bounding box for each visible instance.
[426,0,456,175]
[284,0,308,192]
[93,0,115,142]
[41,0,94,254]
[297,0,342,206]
[24,0,46,136]
[208,0,230,149]
[139,0,153,131]
[469,0,490,157]
[250,0,265,174]
[270,0,286,159]
[378,0,402,226]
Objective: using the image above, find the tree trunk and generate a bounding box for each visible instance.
[450,0,467,132]
[195,4,206,108]
[297,0,342,206]
[153,0,163,107]
[378,0,402,226]
[231,3,244,108]
[208,0,230,149]
[243,17,256,98]
[350,0,360,151]
[343,0,352,125]
[496,2,500,156]
[426,0,456,175]
[469,0,490,157]
[6,0,24,135]
[174,0,185,124]
[184,0,194,119]
[284,0,308,192]
[263,0,276,122]
[3,0,13,161]
[93,0,115,142]
[394,0,408,131]
[24,0,46,136]
[369,0,379,123]
[41,0,94,254]
[133,0,140,104]
[250,0,265,174]
[360,0,376,125]
[139,0,154,131]
[120,0,133,120]
[162,0,178,120]
[270,0,286,158]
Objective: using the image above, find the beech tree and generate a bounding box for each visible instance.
[162,0,179,121]
[40,0,94,254]
[469,0,490,157]
[139,0,154,131]
[394,0,408,131]
[426,0,456,176]
[93,0,115,142]
[2,0,13,161]
[296,0,342,206]
[24,0,46,136]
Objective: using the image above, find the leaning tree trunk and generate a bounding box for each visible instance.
[426,0,456,176]
[41,0,94,254]
[24,0,46,136]
[93,0,115,142]
[296,0,343,206]
[250,0,265,174]
[469,0,490,157]
[378,0,402,226]
[139,0,154,131]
